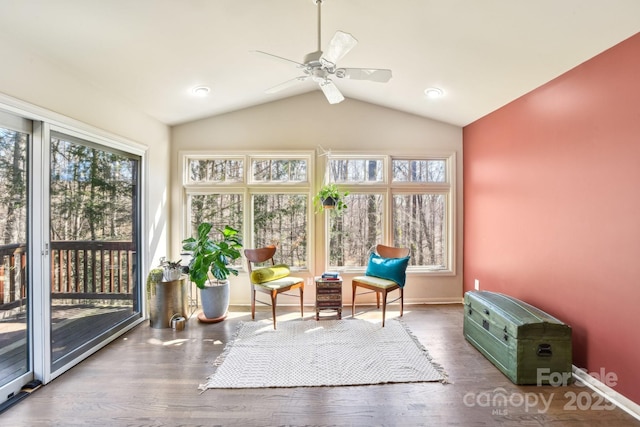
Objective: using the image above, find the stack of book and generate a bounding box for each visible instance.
[321,271,341,280]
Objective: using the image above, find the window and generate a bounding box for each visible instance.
[188,193,244,235]
[253,194,307,268]
[392,159,446,183]
[187,157,243,183]
[329,193,383,266]
[327,155,454,272]
[183,151,455,274]
[251,158,307,183]
[330,158,384,183]
[183,152,312,270]
[392,193,446,268]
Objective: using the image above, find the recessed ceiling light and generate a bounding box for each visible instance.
[192,86,211,97]
[424,87,444,99]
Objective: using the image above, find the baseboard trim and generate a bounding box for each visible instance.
[230,300,464,307]
[572,365,640,421]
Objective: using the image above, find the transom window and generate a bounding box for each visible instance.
[187,157,244,183]
[251,158,308,183]
[329,158,384,183]
[392,159,446,183]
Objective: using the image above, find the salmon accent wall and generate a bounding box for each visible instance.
[463,33,640,405]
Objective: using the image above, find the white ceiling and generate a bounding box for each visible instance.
[0,0,638,127]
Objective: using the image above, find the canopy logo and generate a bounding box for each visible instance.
[463,368,618,415]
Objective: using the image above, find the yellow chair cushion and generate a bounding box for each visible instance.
[250,264,291,284]
[352,275,399,289]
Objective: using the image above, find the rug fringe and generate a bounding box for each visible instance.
[214,321,244,366]
[394,319,451,385]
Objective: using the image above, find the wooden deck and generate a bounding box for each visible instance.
[0,309,27,385]
[0,304,135,380]
[1,304,638,426]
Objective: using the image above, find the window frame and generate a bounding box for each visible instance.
[181,151,314,272]
[325,152,456,275]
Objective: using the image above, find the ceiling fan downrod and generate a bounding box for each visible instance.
[303,0,324,65]
[315,0,323,53]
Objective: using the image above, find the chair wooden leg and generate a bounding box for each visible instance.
[351,283,357,318]
[381,290,388,327]
[299,287,304,318]
[400,287,404,318]
[251,286,256,320]
[271,291,277,329]
[375,291,380,309]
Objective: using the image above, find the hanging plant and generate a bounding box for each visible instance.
[146,267,164,299]
[313,183,349,214]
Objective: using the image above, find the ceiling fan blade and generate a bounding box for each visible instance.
[252,50,304,67]
[320,31,358,68]
[265,76,308,94]
[319,79,345,104]
[335,68,392,83]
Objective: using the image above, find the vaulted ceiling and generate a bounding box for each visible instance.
[0,0,638,127]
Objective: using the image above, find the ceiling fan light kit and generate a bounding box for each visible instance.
[255,0,392,105]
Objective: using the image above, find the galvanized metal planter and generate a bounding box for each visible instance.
[149,277,188,329]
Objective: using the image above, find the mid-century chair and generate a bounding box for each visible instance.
[245,245,304,329]
[351,244,410,327]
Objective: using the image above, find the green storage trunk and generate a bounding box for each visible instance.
[463,291,572,385]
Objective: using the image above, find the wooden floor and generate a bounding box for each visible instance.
[2,304,639,427]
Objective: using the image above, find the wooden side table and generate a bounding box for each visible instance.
[315,277,342,320]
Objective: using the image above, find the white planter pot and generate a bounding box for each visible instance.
[200,281,230,320]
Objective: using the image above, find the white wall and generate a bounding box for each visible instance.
[0,34,171,276]
[171,91,464,305]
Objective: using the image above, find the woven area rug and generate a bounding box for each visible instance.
[199,318,447,390]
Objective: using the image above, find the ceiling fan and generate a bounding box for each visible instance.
[254,0,392,104]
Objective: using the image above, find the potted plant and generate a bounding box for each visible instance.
[146,267,164,300]
[159,257,183,281]
[182,222,243,322]
[313,183,349,214]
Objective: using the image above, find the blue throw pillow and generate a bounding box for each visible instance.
[365,252,410,287]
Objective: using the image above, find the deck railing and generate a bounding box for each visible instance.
[0,241,136,311]
[0,243,27,310]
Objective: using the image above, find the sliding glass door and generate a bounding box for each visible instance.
[0,112,31,397]
[49,131,141,373]
[0,104,144,407]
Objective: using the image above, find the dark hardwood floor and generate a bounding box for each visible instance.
[2,304,639,426]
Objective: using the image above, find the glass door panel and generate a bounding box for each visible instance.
[49,132,140,371]
[0,123,30,389]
